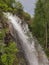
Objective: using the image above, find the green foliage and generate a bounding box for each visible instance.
[4,42,18,54]
[0,0,23,15]
[0,26,8,41]
[0,30,4,40]
[0,42,18,65]
[0,0,13,12]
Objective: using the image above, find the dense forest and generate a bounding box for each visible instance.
[29,0,49,57]
[0,0,49,65]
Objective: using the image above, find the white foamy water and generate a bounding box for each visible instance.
[4,13,49,65]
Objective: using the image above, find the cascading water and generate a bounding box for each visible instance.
[4,13,49,65]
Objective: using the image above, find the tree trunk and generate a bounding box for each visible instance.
[46,22,47,48]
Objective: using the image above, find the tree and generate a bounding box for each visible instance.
[30,0,48,48]
[23,12,31,21]
[14,1,23,17]
[28,0,49,57]
[32,0,45,37]
[44,0,49,48]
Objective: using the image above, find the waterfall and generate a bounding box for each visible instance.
[4,13,49,65]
